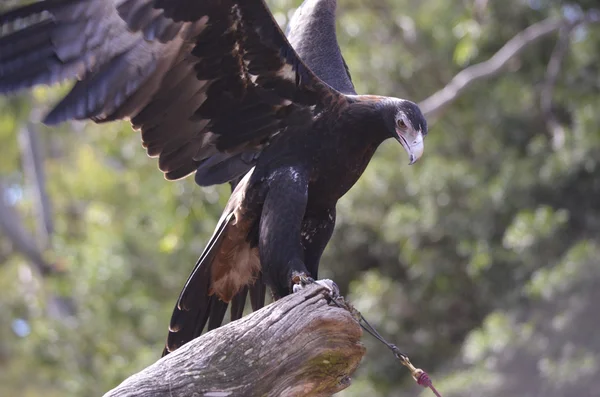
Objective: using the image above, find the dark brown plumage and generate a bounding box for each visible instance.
[0,0,428,356]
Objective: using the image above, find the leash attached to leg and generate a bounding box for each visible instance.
[326,289,443,397]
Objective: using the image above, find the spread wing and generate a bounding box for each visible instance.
[0,0,343,182]
[286,0,356,95]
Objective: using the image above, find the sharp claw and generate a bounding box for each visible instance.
[292,274,314,293]
[292,283,303,293]
[291,276,339,299]
[315,279,340,298]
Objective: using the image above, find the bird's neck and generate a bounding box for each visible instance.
[343,97,392,147]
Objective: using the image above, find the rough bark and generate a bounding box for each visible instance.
[104,284,365,397]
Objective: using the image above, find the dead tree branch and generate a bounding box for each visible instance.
[540,27,572,149]
[104,285,365,397]
[0,182,54,275]
[419,10,600,118]
[18,122,54,250]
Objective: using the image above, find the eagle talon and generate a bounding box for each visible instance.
[315,279,340,299]
[292,276,339,298]
[292,274,315,293]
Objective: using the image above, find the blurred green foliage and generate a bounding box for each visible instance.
[0,0,599,396]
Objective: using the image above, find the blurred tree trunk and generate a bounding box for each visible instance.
[0,182,53,274]
[18,122,54,251]
[0,95,55,275]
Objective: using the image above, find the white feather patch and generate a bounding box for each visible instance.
[277,63,295,81]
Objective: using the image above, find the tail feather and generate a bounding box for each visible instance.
[230,285,248,322]
[163,210,264,356]
[165,254,211,353]
[164,213,232,355]
[207,298,229,331]
[249,272,267,312]
[162,290,212,357]
[176,212,233,311]
[163,171,263,356]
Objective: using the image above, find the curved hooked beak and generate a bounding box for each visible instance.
[397,129,424,165]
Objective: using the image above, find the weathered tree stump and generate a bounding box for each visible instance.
[104,284,365,397]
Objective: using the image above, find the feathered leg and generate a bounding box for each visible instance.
[258,167,311,298]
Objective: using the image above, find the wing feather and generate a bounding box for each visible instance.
[0,0,344,183]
